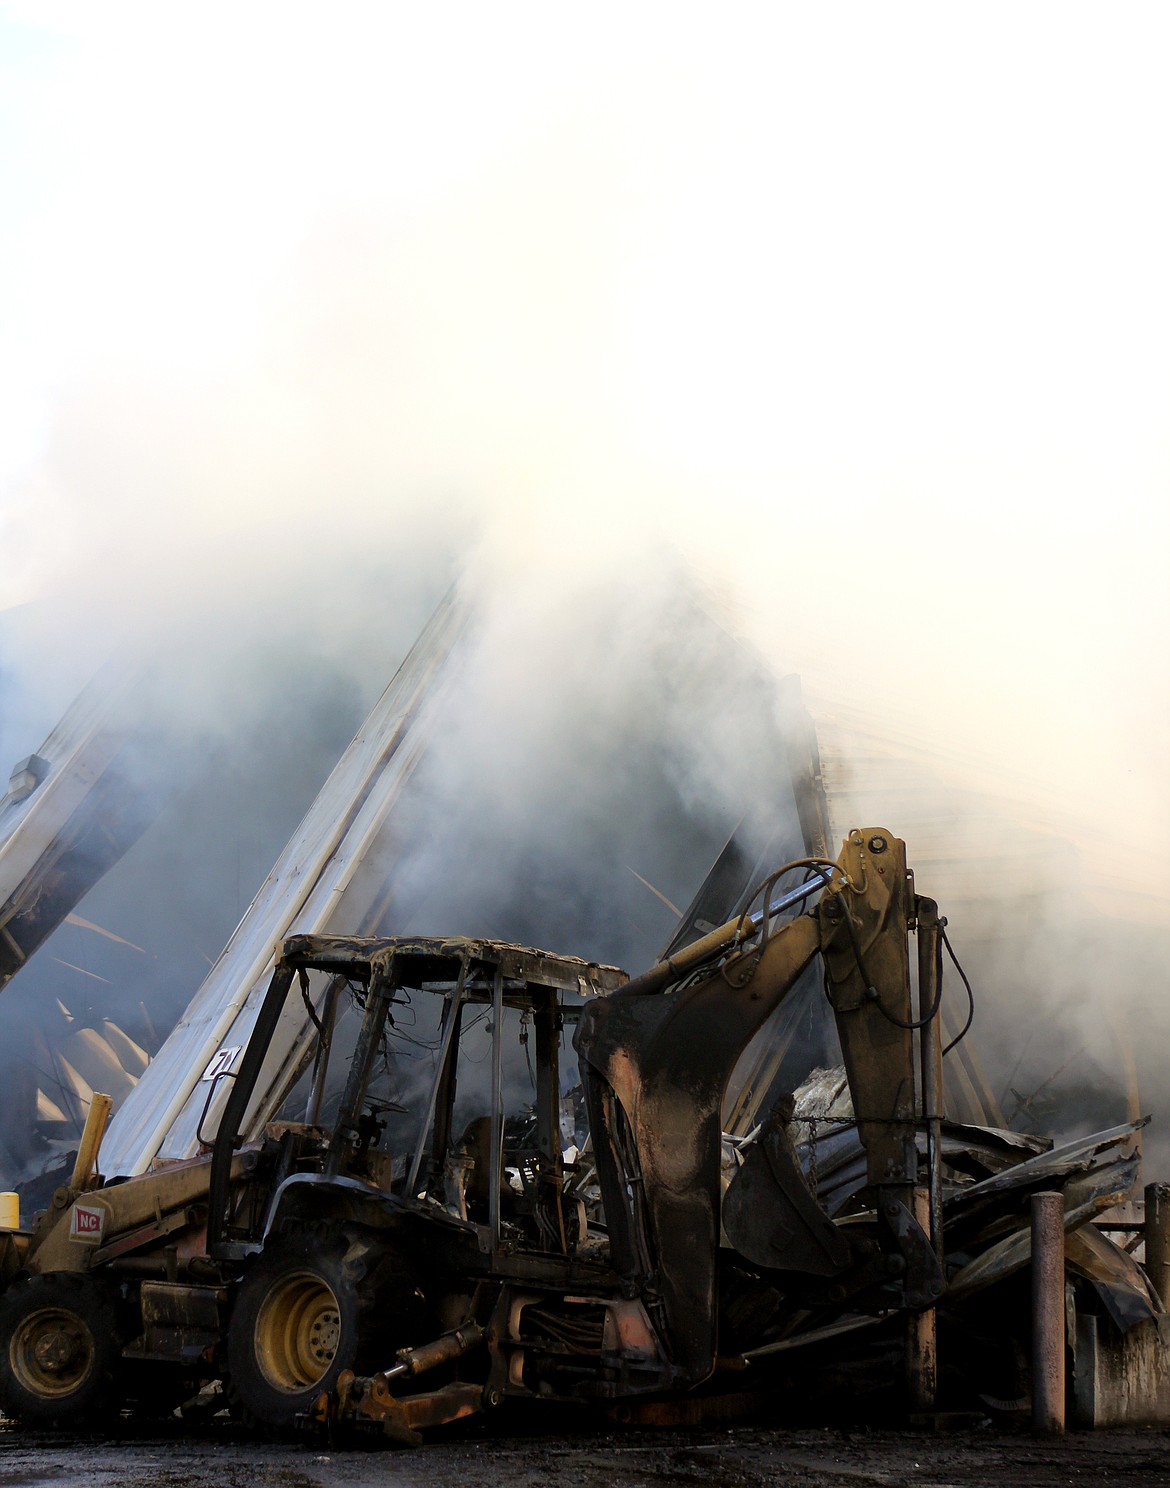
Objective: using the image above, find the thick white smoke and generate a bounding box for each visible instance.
[1,6,1168,1160]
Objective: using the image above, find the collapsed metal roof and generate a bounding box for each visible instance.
[0,584,836,1184]
[102,596,467,1175]
[0,581,1157,1197]
[3,588,1168,1433]
[0,666,151,998]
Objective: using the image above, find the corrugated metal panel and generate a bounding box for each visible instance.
[0,667,148,994]
[814,697,1094,908]
[100,594,467,1176]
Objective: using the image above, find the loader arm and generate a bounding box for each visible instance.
[574,828,931,1386]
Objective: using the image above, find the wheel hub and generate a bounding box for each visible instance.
[32,1327,83,1374]
[10,1306,95,1396]
[254,1270,343,1392]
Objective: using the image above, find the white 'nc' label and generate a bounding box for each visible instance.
[70,1203,105,1244]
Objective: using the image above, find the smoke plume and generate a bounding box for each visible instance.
[1,7,1168,1172]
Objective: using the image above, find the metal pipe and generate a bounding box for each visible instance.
[306,976,345,1126]
[406,958,468,1198]
[619,871,833,999]
[71,1092,113,1191]
[208,962,295,1253]
[905,1184,937,1412]
[381,1322,485,1382]
[745,872,834,933]
[916,899,944,1253]
[487,963,505,1251]
[1031,1190,1065,1435]
[324,964,395,1182]
[1144,1182,1170,1307]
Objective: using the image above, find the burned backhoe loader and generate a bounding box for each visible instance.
[0,828,1145,1438]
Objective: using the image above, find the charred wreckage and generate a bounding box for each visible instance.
[0,598,1166,1442]
[0,830,1161,1442]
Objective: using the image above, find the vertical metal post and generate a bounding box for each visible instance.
[306,976,344,1126]
[916,898,944,1254]
[533,989,561,1162]
[208,962,295,1251]
[534,989,569,1254]
[905,1184,938,1412]
[429,979,467,1186]
[70,1092,114,1191]
[406,958,468,1198]
[1144,1183,1170,1307]
[1031,1190,1066,1435]
[487,963,505,1254]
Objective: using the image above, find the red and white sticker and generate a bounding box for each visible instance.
[69,1203,105,1244]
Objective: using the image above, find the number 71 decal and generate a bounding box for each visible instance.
[201,1046,242,1082]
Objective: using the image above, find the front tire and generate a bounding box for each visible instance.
[226,1225,420,1431]
[0,1272,124,1428]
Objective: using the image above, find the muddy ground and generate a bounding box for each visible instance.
[1,1418,1168,1488]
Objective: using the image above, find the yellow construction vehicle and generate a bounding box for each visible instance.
[0,830,1144,1438]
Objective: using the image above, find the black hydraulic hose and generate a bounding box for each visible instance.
[940,924,975,1056]
[621,859,843,999]
[836,898,944,1031]
[734,859,848,938]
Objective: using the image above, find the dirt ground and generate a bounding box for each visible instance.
[1,1417,1168,1488]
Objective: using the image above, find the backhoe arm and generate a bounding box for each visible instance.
[575,827,934,1386]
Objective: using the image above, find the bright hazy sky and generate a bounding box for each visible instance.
[1,4,1167,844]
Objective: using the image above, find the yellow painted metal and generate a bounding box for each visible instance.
[70,1093,113,1191]
[7,1302,95,1398]
[31,1150,251,1274]
[254,1271,341,1392]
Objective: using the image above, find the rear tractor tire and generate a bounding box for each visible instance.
[0,1272,124,1428]
[226,1225,422,1432]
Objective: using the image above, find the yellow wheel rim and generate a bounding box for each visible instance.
[253,1270,341,1392]
[9,1305,96,1398]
